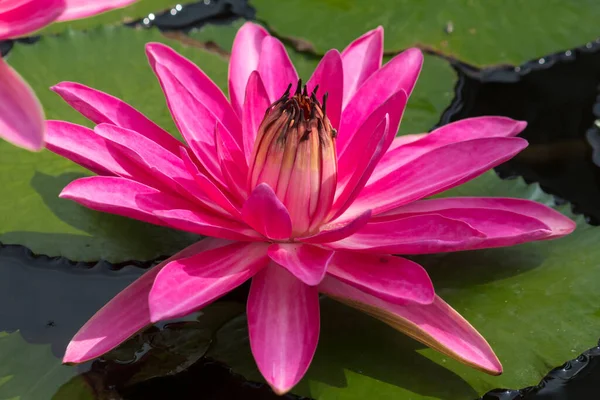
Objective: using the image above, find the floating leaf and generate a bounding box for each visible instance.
[251,0,600,66]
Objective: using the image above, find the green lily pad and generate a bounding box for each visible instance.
[39,0,181,35]
[0,331,76,400]
[251,0,600,67]
[208,171,600,399]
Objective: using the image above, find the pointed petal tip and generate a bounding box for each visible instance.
[270,383,295,396]
[515,120,527,133]
[240,21,269,33]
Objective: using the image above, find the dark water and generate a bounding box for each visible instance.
[128,0,255,31]
[2,0,600,398]
[480,342,600,400]
[443,39,600,224]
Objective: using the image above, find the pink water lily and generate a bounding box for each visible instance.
[49,23,575,394]
[0,0,138,151]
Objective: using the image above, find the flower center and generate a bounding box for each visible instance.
[248,80,338,238]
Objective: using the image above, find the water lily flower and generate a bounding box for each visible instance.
[48,23,575,395]
[0,0,138,151]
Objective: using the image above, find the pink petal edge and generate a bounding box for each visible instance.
[248,263,320,394]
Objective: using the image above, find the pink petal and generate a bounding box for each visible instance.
[306,49,343,129]
[61,176,257,240]
[258,36,299,102]
[146,47,235,187]
[93,123,194,191]
[267,243,333,286]
[51,82,182,155]
[340,26,383,108]
[242,183,292,240]
[370,117,527,184]
[333,90,408,218]
[343,137,528,219]
[333,115,390,220]
[377,197,576,248]
[337,48,422,154]
[57,0,138,21]
[327,252,434,305]
[319,276,502,375]
[146,42,242,147]
[179,147,242,218]
[229,22,270,116]
[299,209,372,244]
[0,0,63,40]
[63,238,231,363]
[337,89,407,159]
[388,133,428,151]
[45,120,127,176]
[242,71,270,163]
[328,214,485,254]
[248,263,320,395]
[0,57,45,151]
[214,121,248,198]
[149,241,269,321]
[153,208,261,241]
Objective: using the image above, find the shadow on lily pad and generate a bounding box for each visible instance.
[208,298,479,399]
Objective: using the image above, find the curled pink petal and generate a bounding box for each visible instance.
[149,241,269,321]
[248,263,320,395]
[341,26,383,108]
[326,252,434,305]
[57,0,138,22]
[306,49,343,129]
[258,36,299,102]
[0,0,63,40]
[229,22,269,116]
[267,243,333,286]
[242,183,292,240]
[63,238,231,364]
[51,82,183,155]
[319,276,502,375]
[0,57,45,150]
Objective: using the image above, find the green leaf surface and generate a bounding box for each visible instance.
[0,332,76,400]
[251,0,600,66]
[39,0,181,35]
[208,171,600,399]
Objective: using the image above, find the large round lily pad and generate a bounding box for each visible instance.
[251,0,600,66]
[208,171,600,399]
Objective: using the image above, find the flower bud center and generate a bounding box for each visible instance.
[248,80,338,238]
